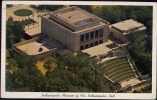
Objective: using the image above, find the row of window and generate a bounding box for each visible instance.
[80,39,103,50]
[80,29,104,43]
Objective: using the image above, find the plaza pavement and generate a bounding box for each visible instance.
[82,39,117,57]
[6,4,48,37]
[120,78,141,88]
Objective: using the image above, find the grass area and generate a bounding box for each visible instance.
[14,9,33,16]
[105,61,129,71]
[113,73,135,82]
[36,60,47,75]
[107,65,130,74]
[36,57,57,75]
[108,67,132,78]
[101,58,120,65]
[106,63,130,73]
[111,70,133,80]
[102,58,125,65]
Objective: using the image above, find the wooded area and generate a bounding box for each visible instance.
[6,53,112,92]
[6,17,25,48]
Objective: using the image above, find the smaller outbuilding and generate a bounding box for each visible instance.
[109,19,146,43]
[12,37,58,59]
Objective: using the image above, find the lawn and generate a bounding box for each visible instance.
[14,9,33,16]
[108,67,131,78]
[36,60,47,75]
[105,61,128,71]
[113,73,135,82]
[36,57,57,75]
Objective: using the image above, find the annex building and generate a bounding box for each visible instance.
[41,6,109,52]
[109,19,146,42]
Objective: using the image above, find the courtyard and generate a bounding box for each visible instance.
[6,4,47,37]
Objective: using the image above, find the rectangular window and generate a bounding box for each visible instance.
[80,34,84,43]
[85,33,89,41]
[100,29,103,37]
[90,31,94,39]
[95,30,99,38]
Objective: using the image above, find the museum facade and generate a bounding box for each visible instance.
[41,6,109,52]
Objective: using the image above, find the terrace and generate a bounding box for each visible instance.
[82,39,116,57]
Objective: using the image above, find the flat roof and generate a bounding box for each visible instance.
[111,19,145,32]
[58,9,92,25]
[82,40,116,57]
[16,41,49,55]
[74,21,105,34]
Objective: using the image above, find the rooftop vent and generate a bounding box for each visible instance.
[68,16,71,19]
[38,47,43,52]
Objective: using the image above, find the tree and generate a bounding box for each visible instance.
[126,30,152,75]
[44,58,56,72]
[145,35,152,52]
[94,6,126,24]
[36,5,63,11]
[6,17,25,48]
[6,58,18,74]
[16,55,37,68]
[6,69,30,91]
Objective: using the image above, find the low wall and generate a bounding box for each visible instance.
[123,46,142,78]
[12,37,39,47]
[12,46,27,55]
[50,7,102,32]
